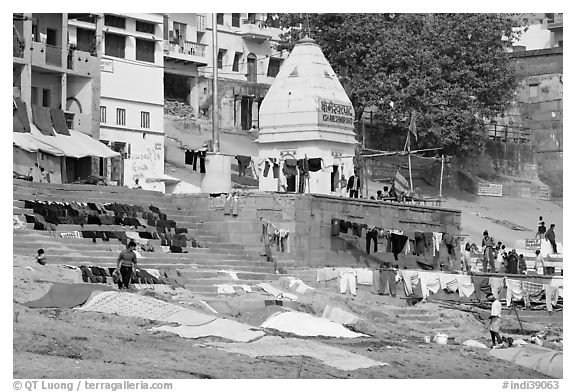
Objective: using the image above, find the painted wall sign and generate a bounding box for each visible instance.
[318,99,354,127]
[101,59,114,73]
[477,182,503,197]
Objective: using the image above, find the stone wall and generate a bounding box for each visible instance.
[173,192,462,269]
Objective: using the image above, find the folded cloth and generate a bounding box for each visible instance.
[317,267,338,282]
[160,246,170,253]
[287,278,314,294]
[506,279,524,306]
[355,268,373,285]
[216,284,236,294]
[439,273,459,292]
[522,280,544,296]
[489,277,505,301]
[456,275,475,298]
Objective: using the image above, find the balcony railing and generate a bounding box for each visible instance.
[240,19,273,42]
[45,44,62,67]
[167,40,207,57]
[546,13,563,30]
[197,14,206,32]
[13,35,25,58]
[485,124,531,144]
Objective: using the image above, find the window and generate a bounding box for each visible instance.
[558,40,563,48]
[76,28,94,53]
[100,106,107,123]
[247,53,257,82]
[173,22,186,42]
[529,84,539,98]
[105,33,125,58]
[136,38,155,63]
[141,111,150,128]
[232,52,242,72]
[217,49,226,69]
[116,108,126,126]
[247,13,256,24]
[232,13,240,27]
[46,28,57,46]
[31,87,38,105]
[136,20,155,34]
[104,15,126,29]
[42,89,51,107]
[216,13,224,25]
[267,58,283,77]
[32,24,39,42]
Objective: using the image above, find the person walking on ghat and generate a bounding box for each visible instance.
[481,230,496,273]
[488,296,504,348]
[347,171,361,198]
[545,224,558,254]
[116,241,138,290]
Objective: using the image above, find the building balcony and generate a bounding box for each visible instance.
[240,19,273,43]
[164,39,208,66]
[31,41,63,69]
[546,13,563,31]
[66,46,98,77]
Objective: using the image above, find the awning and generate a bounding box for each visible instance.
[13,132,65,156]
[145,173,181,184]
[29,125,120,158]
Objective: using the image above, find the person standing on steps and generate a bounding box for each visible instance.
[536,216,546,239]
[347,171,361,198]
[488,296,504,348]
[481,230,496,273]
[116,241,138,290]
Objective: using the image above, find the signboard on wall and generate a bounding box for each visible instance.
[539,187,551,200]
[318,99,354,128]
[477,182,503,197]
[101,59,114,73]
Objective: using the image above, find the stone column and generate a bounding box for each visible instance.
[189,74,199,117]
[21,13,33,118]
[60,14,68,110]
[92,14,103,140]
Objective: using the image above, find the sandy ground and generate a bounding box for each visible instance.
[13,254,555,379]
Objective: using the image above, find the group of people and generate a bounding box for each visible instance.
[339,171,413,203]
[536,216,558,254]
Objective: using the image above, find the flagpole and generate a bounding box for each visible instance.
[406,110,414,193]
[439,154,445,205]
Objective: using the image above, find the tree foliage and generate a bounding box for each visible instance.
[276,13,529,155]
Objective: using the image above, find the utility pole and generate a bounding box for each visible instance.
[211,13,220,153]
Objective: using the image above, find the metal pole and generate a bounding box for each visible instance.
[211,13,220,153]
[439,154,445,204]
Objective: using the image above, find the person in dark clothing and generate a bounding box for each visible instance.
[536,216,546,239]
[388,184,398,201]
[36,248,46,266]
[545,224,557,254]
[506,249,519,275]
[518,254,527,275]
[347,171,361,198]
[481,230,496,272]
[116,241,137,290]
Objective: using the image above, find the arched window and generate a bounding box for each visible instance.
[247,53,257,83]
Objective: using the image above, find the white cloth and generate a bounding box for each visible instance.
[216,284,236,294]
[338,268,357,295]
[354,268,373,285]
[399,270,420,296]
[419,271,441,300]
[438,273,458,292]
[261,311,366,338]
[506,279,524,306]
[236,285,252,293]
[219,270,239,280]
[152,319,264,343]
[432,232,443,255]
[456,275,475,297]
[491,299,502,317]
[322,305,359,325]
[161,246,170,253]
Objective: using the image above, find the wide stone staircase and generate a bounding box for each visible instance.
[12,180,298,296]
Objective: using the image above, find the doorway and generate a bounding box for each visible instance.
[247,53,257,83]
[240,96,253,130]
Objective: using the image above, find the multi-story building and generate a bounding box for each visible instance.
[506,13,563,197]
[13,13,106,183]
[97,13,166,190]
[196,13,286,132]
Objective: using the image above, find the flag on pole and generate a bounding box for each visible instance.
[394,170,410,195]
[409,109,417,141]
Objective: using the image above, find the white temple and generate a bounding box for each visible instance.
[257,37,358,195]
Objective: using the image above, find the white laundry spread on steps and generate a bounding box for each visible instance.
[151,318,265,343]
[77,291,216,326]
[211,336,387,371]
[260,311,366,338]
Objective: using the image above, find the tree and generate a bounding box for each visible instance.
[276,13,528,155]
